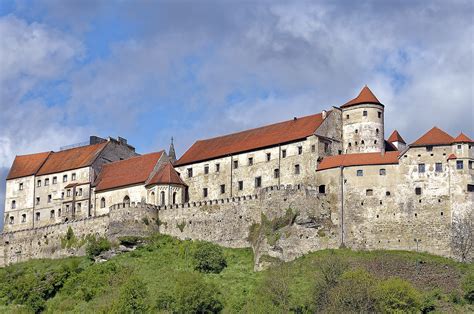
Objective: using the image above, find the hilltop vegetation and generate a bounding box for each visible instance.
[0,234,472,313]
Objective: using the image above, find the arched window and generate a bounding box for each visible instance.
[361,140,365,145]
[123,196,130,205]
[173,192,177,205]
[11,200,16,209]
[160,191,165,206]
[376,128,379,134]
[100,198,106,208]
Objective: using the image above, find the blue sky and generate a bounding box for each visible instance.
[0,0,473,228]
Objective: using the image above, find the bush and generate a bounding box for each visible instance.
[114,277,150,313]
[463,272,474,304]
[314,251,348,308]
[173,272,223,313]
[86,236,111,259]
[260,264,291,312]
[376,278,422,313]
[193,242,227,274]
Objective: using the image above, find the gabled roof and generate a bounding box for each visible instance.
[6,152,52,180]
[340,86,383,108]
[411,127,454,147]
[453,133,473,143]
[317,151,400,171]
[94,151,164,192]
[447,154,457,161]
[36,142,109,176]
[176,112,326,166]
[387,130,406,144]
[147,162,187,187]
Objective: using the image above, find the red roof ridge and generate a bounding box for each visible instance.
[6,151,52,180]
[453,132,473,143]
[340,86,382,108]
[317,151,400,171]
[387,130,406,144]
[411,126,454,147]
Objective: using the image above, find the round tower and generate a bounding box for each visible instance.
[341,86,384,154]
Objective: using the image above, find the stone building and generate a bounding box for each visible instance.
[3,136,136,232]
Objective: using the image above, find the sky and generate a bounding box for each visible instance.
[0,0,473,229]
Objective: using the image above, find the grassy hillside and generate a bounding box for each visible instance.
[0,234,472,313]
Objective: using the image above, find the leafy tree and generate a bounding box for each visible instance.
[115,277,150,313]
[260,264,292,312]
[86,236,111,259]
[192,242,227,274]
[173,272,223,313]
[376,278,421,313]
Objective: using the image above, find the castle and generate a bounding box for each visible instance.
[1,86,473,267]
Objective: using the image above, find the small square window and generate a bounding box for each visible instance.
[457,144,462,149]
[469,161,473,169]
[426,146,433,152]
[363,110,368,117]
[435,163,443,172]
[282,150,287,158]
[415,187,422,195]
[35,212,40,221]
[67,190,71,197]
[274,169,280,178]
[357,170,363,176]
[204,165,209,175]
[468,184,474,192]
[294,164,300,175]
[187,168,193,178]
[456,160,463,170]
[71,173,76,181]
[366,189,373,196]
[312,144,316,153]
[298,146,303,155]
[346,114,350,119]
[323,143,329,153]
[37,180,41,187]
[11,200,16,209]
[255,176,262,188]
[248,157,253,166]
[238,181,243,191]
[233,160,239,169]
[63,175,68,183]
[45,178,50,186]
[220,184,225,194]
[53,177,57,184]
[48,195,52,203]
[50,210,55,218]
[36,197,40,205]
[379,169,386,176]
[266,153,271,162]
[418,164,425,173]
[386,191,391,196]
[215,163,220,173]
[21,214,26,223]
[19,183,23,190]
[318,185,326,194]
[203,188,208,198]
[378,112,382,118]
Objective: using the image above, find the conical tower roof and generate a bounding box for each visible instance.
[341,86,383,108]
[168,137,177,163]
[453,133,473,143]
[387,130,406,144]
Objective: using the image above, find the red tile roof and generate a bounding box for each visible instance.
[6,152,52,180]
[147,162,187,186]
[387,130,406,144]
[317,151,400,171]
[36,142,109,176]
[411,127,454,147]
[94,151,164,192]
[447,154,457,161]
[340,86,383,108]
[176,112,326,166]
[453,133,473,143]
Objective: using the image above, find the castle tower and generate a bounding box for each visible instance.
[387,130,406,151]
[340,86,385,154]
[168,137,177,164]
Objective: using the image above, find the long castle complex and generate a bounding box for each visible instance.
[1,86,473,267]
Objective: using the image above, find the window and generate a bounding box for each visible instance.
[123,196,130,204]
[21,214,26,223]
[318,185,326,194]
[266,153,271,161]
[160,191,165,205]
[36,197,40,205]
[63,175,67,182]
[61,192,64,199]
[274,169,280,179]
[378,112,382,118]
[282,150,287,158]
[456,160,463,170]
[379,169,386,176]
[346,114,349,119]
[415,187,422,195]
[173,192,177,205]
[298,146,303,155]
[294,164,300,175]
[233,160,239,169]
[100,198,106,208]
[35,212,40,221]
[238,181,244,191]
[374,140,377,144]
[19,183,23,190]
[435,163,443,172]
[58,209,61,217]
[324,143,329,153]
[48,195,52,203]
[66,205,70,212]
[215,163,220,172]
[187,168,193,178]
[67,189,71,197]
[361,140,365,145]
[50,210,55,218]
[366,189,373,196]
[53,177,57,184]
[11,200,16,209]
[220,184,226,194]
[203,188,208,198]
[363,110,368,117]
[248,157,254,166]
[77,203,82,211]
[255,176,262,188]
[78,188,83,196]
[386,191,391,196]
[357,170,363,176]
[312,144,316,153]
[348,142,352,147]
[468,184,474,192]
[457,144,462,149]
[72,173,76,181]
[376,128,379,134]
[426,146,433,152]
[204,165,209,175]
[37,180,41,187]
[469,161,473,169]
[418,164,425,173]
[45,178,49,186]
[9,216,14,224]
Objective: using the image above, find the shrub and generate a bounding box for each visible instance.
[173,272,223,313]
[115,277,150,313]
[376,278,422,313]
[463,272,474,304]
[314,251,348,308]
[86,236,111,259]
[260,264,291,312]
[193,242,227,274]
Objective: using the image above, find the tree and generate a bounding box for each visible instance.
[452,210,473,262]
[192,242,227,274]
[115,277,150,313]
[376,278,421,313]
[260,264,292,312]
[173,272,223,313]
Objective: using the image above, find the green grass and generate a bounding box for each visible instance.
[0,234,472,313]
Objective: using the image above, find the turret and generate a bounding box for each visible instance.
[341,86,385,153]
[388,130,406,151]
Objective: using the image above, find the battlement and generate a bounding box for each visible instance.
[109,202,158,212]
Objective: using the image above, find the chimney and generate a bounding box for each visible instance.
[118,136,128,145]
[89,136,106,145]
